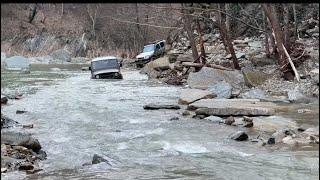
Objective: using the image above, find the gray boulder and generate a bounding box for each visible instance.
[204,116,225,123]
[187,67,244,90]
[230,131,248,141]
[4,56,30,70]
[1,95,8,104]
[288,87,312,103]
[1,131,41,152]
[310,68,319,85]
[178,89,216,105]
[50,49,71,63]
[207,81,233,99]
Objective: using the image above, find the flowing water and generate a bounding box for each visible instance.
[1,65,319,180]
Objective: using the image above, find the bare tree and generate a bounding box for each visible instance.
[263,4,300,81]
[211,4,240,70]
[86,4,101,38]
[182,4,199,61]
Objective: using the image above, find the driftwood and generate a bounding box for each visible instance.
[282,44,300,82]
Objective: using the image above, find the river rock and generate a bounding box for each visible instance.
[230,131,248,141]
[207,81,233,99]
[309,68,319,85]
[225,116,235,125]
[1,95,8,104]
[4,56,30,70]
[302,127,319,137]
[50,49,71,62]
[242,70,268,87]
[241,89,266,99]
[178,89,216,105]
[204,116,225,123]
[287,87,312,103]
[143,104,180,110]
[1,131,42,152]
[1,114,19,128]
[92,154,112,165]
[187,67,244,90]
[189,99,276,116]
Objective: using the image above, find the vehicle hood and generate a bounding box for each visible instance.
[136,51,154,59]
[92,69,119,75]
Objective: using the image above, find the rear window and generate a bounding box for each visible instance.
[91,59,119,71]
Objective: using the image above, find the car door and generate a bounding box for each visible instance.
[154,44,161,57]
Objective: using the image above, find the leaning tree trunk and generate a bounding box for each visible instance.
[196,19,206,64]
[215,4,240,70]
[263,4,300,81]
[28,4,37,23]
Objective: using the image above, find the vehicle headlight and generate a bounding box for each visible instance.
[144,55,150,59]
[114,72,119,76]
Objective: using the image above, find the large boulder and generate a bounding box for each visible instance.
[188,99,276,116]
[178,89,216,105]
[242,70,268,87]
[310,68,319,85]
[4,56,30,70]
[187,67,245,90]
[207,81,233,99]
[1,131,41,152]
[1,95,8,104]
[50,49,72,63]
[287,87,312,103]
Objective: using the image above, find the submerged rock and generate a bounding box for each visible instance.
[143,104,180,110]
[230,131,248,141]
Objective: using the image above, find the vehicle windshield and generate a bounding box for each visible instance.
[91,59,119,71]
[143,44,155,52]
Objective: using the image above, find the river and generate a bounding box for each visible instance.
[1,65,319,180]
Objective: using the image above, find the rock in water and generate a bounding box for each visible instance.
[50,49,71,62]
[187,67,244,90]
[287,87,312,103]
[1,131,41,152]
[230,131,248,141]
[4,56,30,70]
[143,104,180,110]
[204,116,225,124]
[189,99,276,116]
[207,81,233,99]
[225,116,235,125]
[178,89,216,105]
[1,95,8,104]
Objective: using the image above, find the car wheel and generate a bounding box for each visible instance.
[95,75,99,79]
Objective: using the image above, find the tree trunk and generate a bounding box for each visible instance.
[182,4,199,61]
[196,19,206,64]
[61,3,64,16]
[263,11,270,58]
[28,4,37,23]
[263,4,297,80]
[215,4,240,70]
[292,4,298,39]
[225,3,231,34]
[283,4,290,51]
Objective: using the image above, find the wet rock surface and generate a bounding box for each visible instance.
[143,103,180,110]
[178,89,216,105]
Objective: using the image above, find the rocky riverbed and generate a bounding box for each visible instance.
[1,64,319,179]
